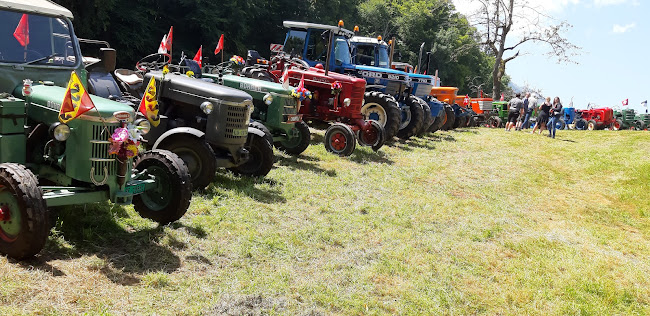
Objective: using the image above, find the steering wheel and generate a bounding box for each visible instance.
[289,58,310,70]
[136,53,171,71]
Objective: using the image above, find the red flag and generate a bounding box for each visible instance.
[464,94,470,106]
[158,34,168,54]
[280,66,290,89]
[500,93,505,101]
[193,45,203,67]
[214,34,224,55]
[14,14,29,47]
[622,98,628,106]
[298,74,306,90]
[165,26,173,54]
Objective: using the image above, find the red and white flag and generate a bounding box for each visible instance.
[280,66,290,89]
[157,34,168,53]
[464,94,470,106]
[214,34,224,55]
[14,14,29,47]
[193,45,203,67]
[165,26,173,54]
[622,98,628,106]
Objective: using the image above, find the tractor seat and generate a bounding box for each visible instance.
[114,69,144,85]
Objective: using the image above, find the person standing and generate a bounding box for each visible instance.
[516,92,530,130]
[548,97,563,138]
[531,97,551,135]
[506,93,524,131]
[522,93,537,129]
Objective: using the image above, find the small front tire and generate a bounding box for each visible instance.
[275,121,311,156]
[324,123,356,156]
[229,132,274,177]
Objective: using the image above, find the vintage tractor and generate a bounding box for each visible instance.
[613,108,645,130]
[200,60,310,155]
[492,101,508,128]
[560,107,576,129]
[635,111,649,130]
[576,107,616,130]
[281,21,423,140]
[0,2,192,259]
[81,44,274,189]
[350,39,437,136]
[431,87,465,130]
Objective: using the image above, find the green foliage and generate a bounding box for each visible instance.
[52,0,494,93]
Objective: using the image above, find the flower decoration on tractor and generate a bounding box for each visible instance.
[291,86,312,101]
[186,70,195,78]
[109,124,142,159]
[331,81,342,95]
[230,55,245,66]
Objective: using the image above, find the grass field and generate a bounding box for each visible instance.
[1,128,649,315]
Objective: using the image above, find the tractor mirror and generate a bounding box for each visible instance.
[100,48,117,73]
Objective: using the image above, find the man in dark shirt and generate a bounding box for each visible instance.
[506,93,524,131]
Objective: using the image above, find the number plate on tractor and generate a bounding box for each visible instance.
[287,115,302,123]
[125,183,146,195]
[232,128,248,137]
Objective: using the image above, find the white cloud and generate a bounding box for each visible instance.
[612,23,636,33]
[452,0,638,15]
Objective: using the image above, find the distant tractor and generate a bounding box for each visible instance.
[635,111,649,130]
[576,107,616,130]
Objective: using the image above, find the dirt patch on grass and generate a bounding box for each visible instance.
[205,294,287,315]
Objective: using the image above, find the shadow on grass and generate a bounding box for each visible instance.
[349,148,394,165]
[204,172,288,203]
[425,133,457,143]
[450,128,479,134]
[275,155,336,177]
[20,202,185,285]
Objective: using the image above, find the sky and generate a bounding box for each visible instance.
[451,0,649,112]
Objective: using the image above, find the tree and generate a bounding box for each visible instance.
[469,0,579,99]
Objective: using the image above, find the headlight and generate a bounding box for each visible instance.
[263,93,273,105]
[135,119,151,135]
[343,98,351,107]
[200,101,214,114]
[49,123,71,141]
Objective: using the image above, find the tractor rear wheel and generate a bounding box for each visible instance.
[361,92,401,140]
[575,119,587,130]
[416,99,433,136]
[275,121,311,155]
[0,163,49,259]
[613,119,623,131]
[250,121,273,145]
[441,105,456,131]
[163,136,216,189]
[429,106,446,133]
[587,120,597,131]
[324,123,356,156]
[556,119,566,130]
[229,132,274,177]
[133,150,192,225]
[397,95,425,140]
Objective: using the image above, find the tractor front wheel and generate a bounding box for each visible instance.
[429,106,446,133]
[635,120,646,130]
[0,163,49,259]
[324,123,356,156]
[397,95,425,140]
[416,100,434,136]
[357,120,385,151]
[587,120,597,131]
[575,119,588,130]
[613,119,623,131]
[441,105,456,131]
[275,121,311,155]
[163,136,216,189]
[229,132,274,177]
[361,92,401,140]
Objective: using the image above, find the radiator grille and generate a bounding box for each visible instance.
[384,81,401,95]
[351,84,365,108]
[225,101,251,139]
[91,124,117,177]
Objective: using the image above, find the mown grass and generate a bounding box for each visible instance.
[1,128,649,315]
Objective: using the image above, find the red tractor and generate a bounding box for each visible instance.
[575,107,616,130]
[243,52,387,156]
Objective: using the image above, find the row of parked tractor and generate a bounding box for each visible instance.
[0,2,480,259]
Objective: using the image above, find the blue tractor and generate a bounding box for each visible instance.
[281,21,425,140]
[350,38,443,135]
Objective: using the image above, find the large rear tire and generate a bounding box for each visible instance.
[162,136,216,189]
[275,121,311,155]
[429,106,447,133]
[361,92,401,140]
[397,95,425,140]
[635,120,646,130]
[575,119,587,130]
[0,163,49,259]
[416,100,434,136]
[324,123,356,156]
[132,150,192,225]
[229,132,274,177]
[441,105,455,131]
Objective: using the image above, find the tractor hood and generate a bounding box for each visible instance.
[348,65,409,83]
[146,71,252,105]
[0,0,73,19]
[20,84,135,121]
[409,73,434,85]
[210,74,292,96]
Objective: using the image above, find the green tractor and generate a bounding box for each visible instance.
[198,56,311,155]
[612,108,642,130]
[634,111,649,130]
[0,2,192,259]
[492,101,508,128]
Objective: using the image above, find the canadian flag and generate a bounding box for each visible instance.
[193,45,203,67]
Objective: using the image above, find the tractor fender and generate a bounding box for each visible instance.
[247,126,267,139]
[152,127,205,150]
